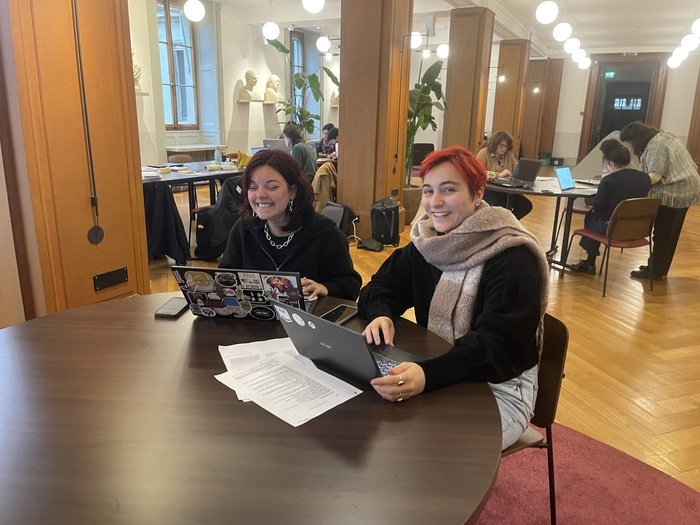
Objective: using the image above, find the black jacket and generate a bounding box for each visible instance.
[358,243,542,389]
[220,211,361,300]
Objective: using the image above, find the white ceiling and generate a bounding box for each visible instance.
[221,0,700,58]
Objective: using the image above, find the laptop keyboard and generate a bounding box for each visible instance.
[373,353,400,376]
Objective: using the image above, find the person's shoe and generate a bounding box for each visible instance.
[630,268,663,281]
[571,260,596,275]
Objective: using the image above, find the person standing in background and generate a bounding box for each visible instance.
[283,122,317,182]
[477,130,533,220]
[620,121,700,280]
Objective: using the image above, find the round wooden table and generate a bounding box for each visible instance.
[0,293,502,524]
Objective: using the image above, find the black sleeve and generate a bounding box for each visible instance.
[316,228,362,300]
[219,220,245,269]
[358,243,434,323]
[420,246,543,388]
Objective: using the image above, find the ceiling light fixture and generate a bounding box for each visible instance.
[316,36,331,53]
[183,0,205,22]
[692,18,700,36]
[262,1,279,41]
[578,57,592,70]
[410,31,423,49]
[302,0,325,15]
[667,55,682,68]
[552,22,572,42]
[673,46,689,61]
[563,37,581,54]
[535,1,558,25]
[681,34,700,51]
[572,48,586,63]
[436,44,449,59]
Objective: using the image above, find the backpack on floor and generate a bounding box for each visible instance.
[370,196,399,246]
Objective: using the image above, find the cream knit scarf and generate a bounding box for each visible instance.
[411,203,549,348]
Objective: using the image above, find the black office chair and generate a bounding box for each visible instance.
[501,313,569,525]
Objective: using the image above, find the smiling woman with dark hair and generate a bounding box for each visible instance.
[358,145,549,450]
[219,149,360,300]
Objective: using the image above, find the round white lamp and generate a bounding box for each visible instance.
[667,55,682,69]
[533,86,541,94]
[673,46,689,61]
[422,49,431,59]
[302,0,325,14]
[563,37,581,54]
[316,36,331,53]
[692,18,700,37]
[262,21,280,41]
[681,34,700,51]
[410,32,423,49]
[325,52,333,61]
[578,57,592,70]
[552,22,572,42]
[572,48,586,63]
[436,44,449,59]
[498,75,506,83]
[183,0,205,22]
[535,1,559,25]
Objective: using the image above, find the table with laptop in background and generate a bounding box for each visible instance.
[0,292,503,525]
[486,162,598,268]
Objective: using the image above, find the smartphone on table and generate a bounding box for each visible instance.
[320,304,358,325]
[155,297,189,319]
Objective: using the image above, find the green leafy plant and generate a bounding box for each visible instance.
[405,60,446,187]
[267,39,340,137]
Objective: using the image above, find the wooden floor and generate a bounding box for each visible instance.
[150,184,700,492]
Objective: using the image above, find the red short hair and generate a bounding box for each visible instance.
[418,145,487,194]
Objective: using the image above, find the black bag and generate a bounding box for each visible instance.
[370,196,399,246]
[194,176,243,261]
[357,238,384,252]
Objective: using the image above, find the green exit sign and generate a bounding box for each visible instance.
[604,71,615,78]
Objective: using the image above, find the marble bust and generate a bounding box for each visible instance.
[238,69,261,102]
[264,74,285,103]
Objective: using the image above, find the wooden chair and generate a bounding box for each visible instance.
[501,313,569,525]
[565,197,661,297]
[167,154,194,163]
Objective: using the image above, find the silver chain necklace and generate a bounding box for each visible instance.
[264,223,295,250]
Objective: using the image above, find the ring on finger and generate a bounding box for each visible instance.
[397,393,403,402]
[397,374,405,386]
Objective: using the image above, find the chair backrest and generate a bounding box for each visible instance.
[531,313,569,429]
[168,154,194,163]
[605,197,661,242]
[412,143,435,166]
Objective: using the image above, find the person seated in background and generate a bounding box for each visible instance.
[325,127,338,160]
[317,123,336,157]
[357,145,549,450]
[220,149,361,300]
[477,130,533,220]
[283,122,317,182]
[571,139,652,275]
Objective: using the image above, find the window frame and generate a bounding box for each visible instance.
[289,30,305,113]
[157,0,199,130]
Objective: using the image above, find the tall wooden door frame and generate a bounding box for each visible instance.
[578,53,668,163]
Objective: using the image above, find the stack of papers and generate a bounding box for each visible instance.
[215,337,362,427]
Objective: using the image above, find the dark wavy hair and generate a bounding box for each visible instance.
[282,122,304,145]
[619,121,659,158]
[600,138,631,167]
[238,149,315,231]
[418,145,487,194]
[485,130,514,155]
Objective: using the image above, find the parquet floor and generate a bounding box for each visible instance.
[150,183,700,492]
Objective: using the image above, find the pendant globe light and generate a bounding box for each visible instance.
[262,1,280,41]
[535,1,558,25]
[316,36,331,53]
[552,22,572,42]
[302,0,325,14]
[183,0,205,22]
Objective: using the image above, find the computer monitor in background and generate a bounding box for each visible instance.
[263,138,291,153]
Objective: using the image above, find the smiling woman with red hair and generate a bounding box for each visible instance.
[358,145,550,450]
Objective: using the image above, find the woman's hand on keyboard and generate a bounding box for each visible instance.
[370,362,426,403]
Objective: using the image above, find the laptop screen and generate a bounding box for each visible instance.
[251,147,268,155]
[555,166,576,191]
[511,158,543,183]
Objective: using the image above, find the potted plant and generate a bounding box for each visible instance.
[267,39,339,137]
[405,60,446,187]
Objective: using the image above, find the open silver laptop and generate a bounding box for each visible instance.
[263,138,291,152]
[271,299,422,386]
[489,158,543,189]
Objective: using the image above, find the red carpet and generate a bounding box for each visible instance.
[476,423,700,524]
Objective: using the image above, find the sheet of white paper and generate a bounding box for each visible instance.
[215,352,362,427]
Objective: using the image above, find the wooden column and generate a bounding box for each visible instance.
[4,0,149,315]
[492,39,531,156]
[339,0,413,237]
[687,67,700,165]
[442,7,495,153]
[520,58,563,159]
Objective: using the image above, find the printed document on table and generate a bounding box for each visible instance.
[215,351,362,427]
